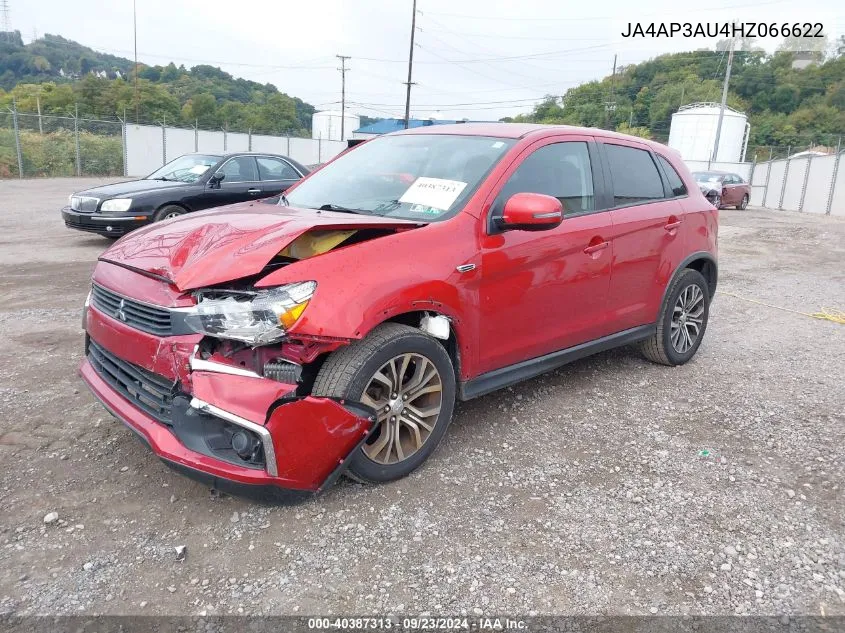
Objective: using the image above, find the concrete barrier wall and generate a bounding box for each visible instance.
[125,124,347,176]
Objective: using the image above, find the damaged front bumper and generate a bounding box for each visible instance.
[80,307,376,501]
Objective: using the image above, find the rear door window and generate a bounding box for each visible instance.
[257,157,300,181]
[604,144,665,207]
[656,154,688,197]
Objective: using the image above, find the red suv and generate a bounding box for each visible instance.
[80,124,717,501]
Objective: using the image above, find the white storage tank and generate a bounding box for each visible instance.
[311,110,361,142]
[668,103,750,163]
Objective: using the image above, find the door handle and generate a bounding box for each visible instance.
[583,241,609,255]
[247,188,261,194]
[664,220,683,231]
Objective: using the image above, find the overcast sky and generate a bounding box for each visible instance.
[9,0,843,121]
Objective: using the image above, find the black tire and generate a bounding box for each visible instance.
[640,268,710,366]
[312,323,456,483]
[736,194,749,210]
[153,204,185,222]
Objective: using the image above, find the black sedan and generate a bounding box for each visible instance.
[61,152,309,237]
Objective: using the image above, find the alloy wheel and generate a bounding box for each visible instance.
[163,211,182,219]
[360,353,443,465]
[670,285,705,354]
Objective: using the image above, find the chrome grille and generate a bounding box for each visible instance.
[87,339,174,425]
[91,284,173,336]
[70,196,99,212]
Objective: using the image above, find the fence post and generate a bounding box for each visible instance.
[778,146,791,210]
[223,125,227,152]
[798,154,812,212]
[74,104,81,177]
[826,144,842,216]
[121,108,128,177]
[248,128,252,151]
[11,98,23,178]
[749,158,756,202]
[762,148,773,208]
[286,135,291,157]
[194,119,198,152]
[161,115,167,165]
[318,135,322,163]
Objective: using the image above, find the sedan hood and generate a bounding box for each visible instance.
[78,179,190,198]
[100,202,419,291]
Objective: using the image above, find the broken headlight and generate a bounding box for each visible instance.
[184,282,316,346]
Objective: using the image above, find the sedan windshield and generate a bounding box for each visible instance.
[284,134,515,222]
[147,154,220,183]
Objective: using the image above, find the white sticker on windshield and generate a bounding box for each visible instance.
[189,164,210,174]
[399,177,468,211]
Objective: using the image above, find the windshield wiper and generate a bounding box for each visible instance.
[151,176,173,181]
[316,203,369,215]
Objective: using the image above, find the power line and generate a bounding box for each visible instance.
[422,0,792,22]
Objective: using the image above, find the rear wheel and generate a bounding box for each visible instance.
[737,194,749,210]
[153,205,185,222]
[312,323,456,483]
[640,268,710,366]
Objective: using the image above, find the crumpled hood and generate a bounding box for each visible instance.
[697,182,722,195]
[99,202,419,291]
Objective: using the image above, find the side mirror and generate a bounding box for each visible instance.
[497,192,563,231]
[208,172,225,188]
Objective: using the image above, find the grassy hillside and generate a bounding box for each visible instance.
[0,31,315,135]
[505,41,845,158]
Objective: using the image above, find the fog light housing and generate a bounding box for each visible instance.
[231,429,260,460]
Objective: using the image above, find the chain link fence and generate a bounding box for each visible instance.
[1,103,348,178]
[1,104,125,178]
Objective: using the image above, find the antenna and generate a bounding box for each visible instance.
[1,0,12,36]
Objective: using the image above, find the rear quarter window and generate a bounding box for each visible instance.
[604,144,665,207]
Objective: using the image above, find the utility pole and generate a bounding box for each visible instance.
[604,54,617,130]
[336,55,350,141]
[403,0,418,129]
[711,37,735,163]
[133,0,139,124]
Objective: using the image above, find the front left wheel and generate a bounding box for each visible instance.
[312,323,456,483]
[153,205,185,222]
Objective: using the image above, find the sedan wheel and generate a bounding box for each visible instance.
[738,194,749,210]
[360,353,443,465]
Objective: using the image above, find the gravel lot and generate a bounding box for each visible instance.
[0,177,843,618]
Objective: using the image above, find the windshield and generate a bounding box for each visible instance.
[284,134,515,221]
[147,154,220,183]
[692,172,722,183]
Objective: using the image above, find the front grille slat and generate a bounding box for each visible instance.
[91,284,174,336]
[88,340,174,424]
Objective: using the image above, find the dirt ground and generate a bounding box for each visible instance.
[0,177,843,618]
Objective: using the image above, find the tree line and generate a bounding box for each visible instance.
[0,32,316,136]
[503,37,845,157]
